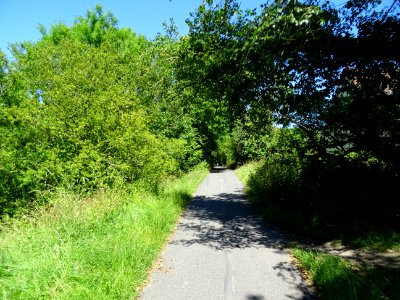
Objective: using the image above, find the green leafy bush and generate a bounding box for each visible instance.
[0,7,207,216]
[246,152,301,209]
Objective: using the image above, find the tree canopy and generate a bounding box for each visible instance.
[179,0,400,167]
[176,0,400,231]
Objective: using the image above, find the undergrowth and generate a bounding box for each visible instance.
[235,161,400,252]
[0,163,208,299]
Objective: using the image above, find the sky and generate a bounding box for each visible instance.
[0,0,270,58]
[0,0,207,57]
[0,0,397,58]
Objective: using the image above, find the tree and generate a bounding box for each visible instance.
[180,0,400,166]
[180,0,400,231]
[0,6,200,215]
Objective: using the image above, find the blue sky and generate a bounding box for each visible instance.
[0,0,397,58]
[0,0,206,56]
[0,0,269,58]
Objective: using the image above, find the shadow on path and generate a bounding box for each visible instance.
[172,192,287,251]
[171,189,315,299]
[140,169,316,300]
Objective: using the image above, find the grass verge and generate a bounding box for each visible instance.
[292,248,400,300]
[0,163,208,300]
[234,160,263,185]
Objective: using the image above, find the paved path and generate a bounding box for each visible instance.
[140,168,314,300]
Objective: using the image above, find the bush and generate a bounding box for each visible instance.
[246,152,301,210]
[245,150,400,239]
[243,127,400,239]
[0,36,196,216]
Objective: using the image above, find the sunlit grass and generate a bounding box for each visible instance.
[234,160,263,185]
[0,163,208,299]
[349,231,400,252]
[292,248,400,300]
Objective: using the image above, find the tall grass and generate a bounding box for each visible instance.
[292,248,400,300]
[0,163,208,299]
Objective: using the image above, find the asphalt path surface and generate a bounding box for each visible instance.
[140,167,314,300]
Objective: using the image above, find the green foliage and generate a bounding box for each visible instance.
[247,152,301,208]
[238,125,400,243]
[182,0,400,215]
[0,163,209,299]
[238,128,306,210]
[244,145,400,239]
[2,37,180,214]
[39,5,118,46]
[237,158,400,249]
[1,6,208,215]
[215,134,236,167]
[140,35,205,171]
[230,118,272,164]
[292,248,400,300]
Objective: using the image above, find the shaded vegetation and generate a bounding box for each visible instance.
[245,141,400,246]
[181,0,400,240]
[237,157,400,252]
